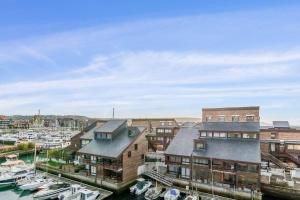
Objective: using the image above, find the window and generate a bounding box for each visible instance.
[134,144,138,150]
[195,142,205,150]
[128,151,131,158]
[294,145,300,150]
[246,115,255,122]
[271,132,277,139]
[288,145,294,150]
[141,154,144,160]
[168,121,173,126]
[193,158,208,165]
[165,129,172,133]
[214,132,220,137]
[213,160,222,166]
[91,155,96,164]
[206,116,212,122]
[200,131,207,137]
[218,115,225,122]
[91,166,96,176]
[169,156,181,163]
[242,133,257,139]
[157,129,164,133]
[232,115,240,122]
[207,132,213,137]
[270,143,275,152]
[228,132,241,138]
[181,167,190,178]
[168,165,179,173]
[219,132,226,138]
[161,121,165,126]
[182,158,190,164]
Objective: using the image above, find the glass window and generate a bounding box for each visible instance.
[181,167,190,178]
[220,132,227,138]
[232,115,240,122]
[193,158,208,165]
[182,157,190,164]
[128,151,131,158]
[246,115,255,122]
[207,132,213,137]
[228,132,241,138]
[287,145,294,150]
[214,132,220,137]
[218,115,225,122]
[200,131,207,137]
[294,145,300,150]
[134,144,138,150]
[195,142,204,150]
[91,166,96,176]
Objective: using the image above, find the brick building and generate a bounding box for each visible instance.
[165,106,261,195]
[260,121,300,166]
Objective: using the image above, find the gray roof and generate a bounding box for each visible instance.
[78,127,143,158]
[80,125,100,140]
[273,121,290,128]
[196,122,260,132]
[94,119,127,133]
[165,127,261,163]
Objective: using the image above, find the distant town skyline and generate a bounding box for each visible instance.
[1,1,300,125]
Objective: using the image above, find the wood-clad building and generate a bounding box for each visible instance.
[77,119,148,183]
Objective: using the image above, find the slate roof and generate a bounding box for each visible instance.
[94,119,127,133]
[165,126,261,163]
[273,121,290,128]
[195,122,260,132]
[80,125,100,140]
[78,127,144,158]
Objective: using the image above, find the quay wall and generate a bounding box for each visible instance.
[261,184,300,200]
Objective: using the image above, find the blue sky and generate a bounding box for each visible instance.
[1,1,300,124]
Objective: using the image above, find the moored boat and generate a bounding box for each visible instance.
[129,178,152,195]
[144,186,162,200]
[184,194,199,200]
[33,182,70,200]
[164,188,180,200]
[58,185,100,200]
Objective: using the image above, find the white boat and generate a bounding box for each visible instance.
[0,164,35,187]
[144,186,162,200]
[33,182,70,200]
[0,154,26,168]
[129,178,152,195]
[58,185,100,200]
[184,195,199,200]
[164,188,180,200]
[19,176,51,191]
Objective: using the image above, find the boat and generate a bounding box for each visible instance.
[0,165,35,187]
[164,188,180,200]
[18,176,51,191]
[58,185,100,200]
[33,182,70,199]
[0,154,26,168]
[144,186,162,200]
[184,195,199,200]
[129,178,152,195]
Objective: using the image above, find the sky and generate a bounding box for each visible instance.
[1,1,300,124]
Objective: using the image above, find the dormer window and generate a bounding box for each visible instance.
[194,140,205,151]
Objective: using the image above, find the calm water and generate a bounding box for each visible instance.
[0,153,278,200]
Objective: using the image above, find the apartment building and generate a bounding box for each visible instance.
[165,106,261,193]
[76,119,148,183]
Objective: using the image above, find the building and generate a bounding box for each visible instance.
[202,106,260,122]
[69,120,107,151]
[260,121,300,166]
[76,119,148,183]
[165,106,261,195]
[0,115,11,129]
[131,118,179,151]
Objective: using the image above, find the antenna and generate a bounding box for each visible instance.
[112,108,115,119]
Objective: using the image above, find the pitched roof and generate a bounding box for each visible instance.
[165,126,261,163]
[94,119,127,133]
[195,122,260,132]
[78,127,144,158]
[273,121,290,128]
